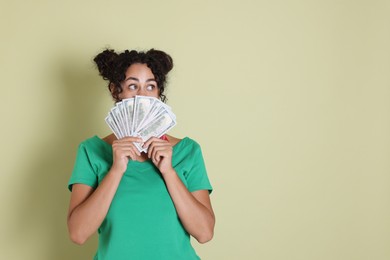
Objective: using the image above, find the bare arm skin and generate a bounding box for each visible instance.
[67,135,215,245]
[145,137,215,243]
[67,136,142,244]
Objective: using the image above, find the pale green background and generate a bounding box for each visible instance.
[1,0,389,259]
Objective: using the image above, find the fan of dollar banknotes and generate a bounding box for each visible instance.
[105,96,176,152]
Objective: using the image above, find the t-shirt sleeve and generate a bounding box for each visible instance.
[68,142,98,191]
[186,143,213,194]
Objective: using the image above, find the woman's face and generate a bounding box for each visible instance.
[118,63,159,100]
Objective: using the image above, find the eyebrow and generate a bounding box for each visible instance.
[125,77,156,82]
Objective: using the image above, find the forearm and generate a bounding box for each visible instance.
[163,169,215,243]
[67,169,123,244]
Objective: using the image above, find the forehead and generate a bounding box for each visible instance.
[125,63,154,78]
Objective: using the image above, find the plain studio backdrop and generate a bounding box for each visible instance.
[1,1,389,259]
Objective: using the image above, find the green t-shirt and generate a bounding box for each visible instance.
[68,136,213,260]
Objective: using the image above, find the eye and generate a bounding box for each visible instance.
[146,85,156,91]
[128,84,137,90]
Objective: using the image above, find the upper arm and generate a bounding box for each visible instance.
[67,184,95,221]
[191,189,215,219]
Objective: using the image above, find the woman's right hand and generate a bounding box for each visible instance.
[111,137,143,174]
[68,136,143,245]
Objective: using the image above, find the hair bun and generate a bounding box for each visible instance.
[147,49,173,75]
[93,49,118,81]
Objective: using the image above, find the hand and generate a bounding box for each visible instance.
[111,136,143,174]
[143,137,174,175]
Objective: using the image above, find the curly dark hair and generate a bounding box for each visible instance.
[93,48,173,102]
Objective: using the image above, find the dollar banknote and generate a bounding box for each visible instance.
[105,96,177,152]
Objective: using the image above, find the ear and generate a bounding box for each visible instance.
[109,83,121,102]
[109,82,115,95]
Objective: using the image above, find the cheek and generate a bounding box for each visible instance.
[118,88,135,99]
[154,89,160,98]
[120,93,136,100]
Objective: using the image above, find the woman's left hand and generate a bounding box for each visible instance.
[143,137,174,175]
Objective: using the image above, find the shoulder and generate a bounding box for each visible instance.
[183,136,202,148]
[78,135,101,148]
[76,135,111,156]
[172,136,204,157]
[74,135,112,168]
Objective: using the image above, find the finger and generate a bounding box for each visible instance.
[113,144,141,157]
[152,154,159,165]
[154,147,172,162]
[125,149,139,161]
[146,139,170,156]
[113,142,142,156]
[154,149,162,163]
[149,145,171,162]
[120,136,144,143]
[124,147,141,157]
[147,141,169,158]
[144,137,165,149]
[113,151,134,161]
[113,138,143,148]
[114,148,136,160]
[122,144,141,156]
[114,140,143,148]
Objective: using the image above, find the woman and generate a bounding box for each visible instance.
[67,49,215,259]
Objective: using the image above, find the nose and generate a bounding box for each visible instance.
[137,90,145,96]
[138,88,147,96]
